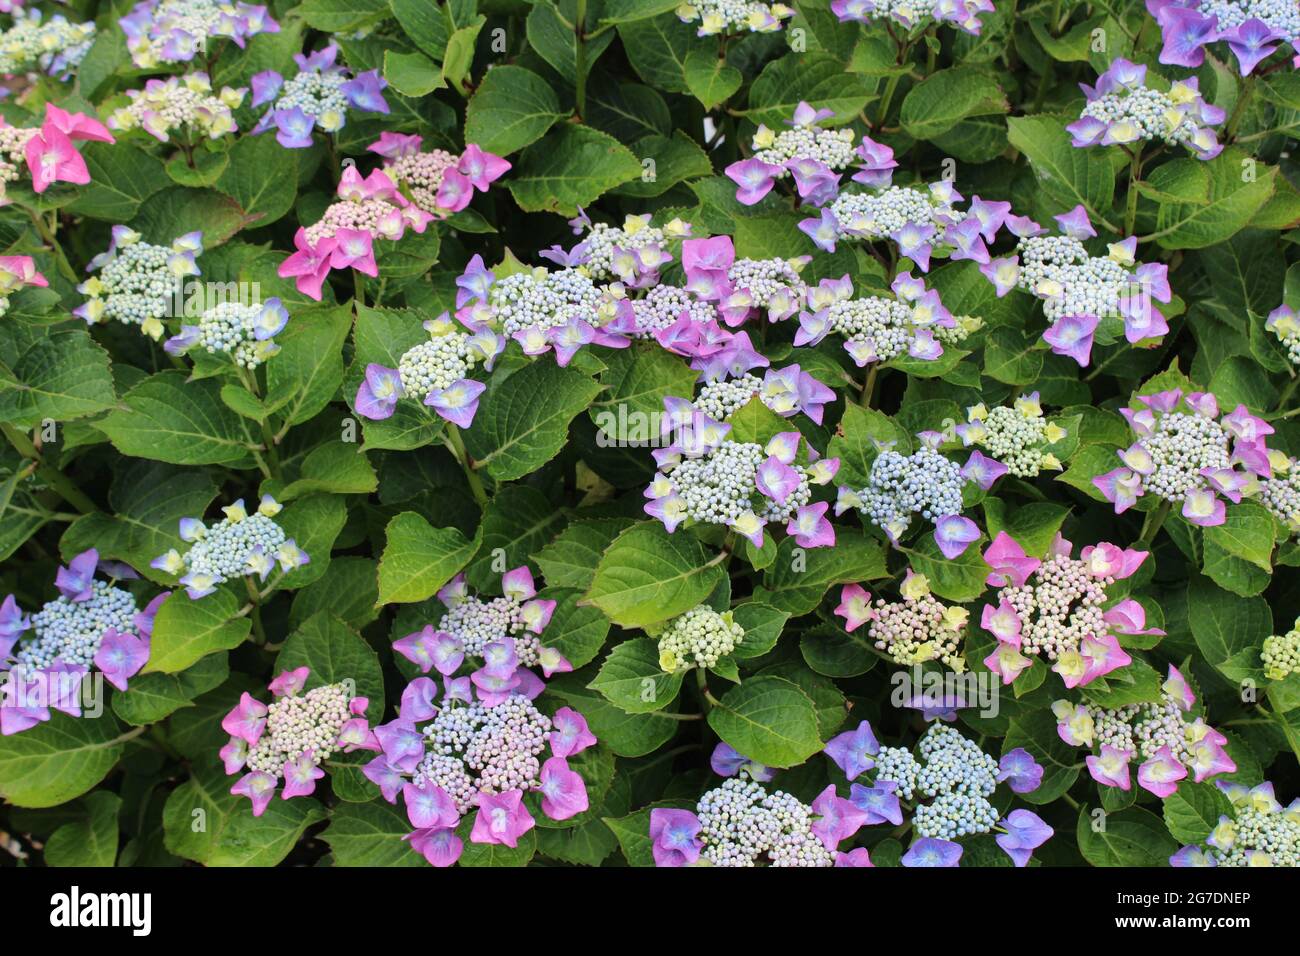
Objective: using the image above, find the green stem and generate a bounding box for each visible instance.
[1224,74,1256,141]
[1137,499,1172,548]
[353,270,366,308]
[875,74,902,130]
[245,577,268,646]
[1,423,97,514]
[1273,374,1300,414]
[25,206,76,283]
[860,365,879,408]
[444,424,488,507]
[1124,148,1144,237]
[695,669,720,709]
[575,0,588,120]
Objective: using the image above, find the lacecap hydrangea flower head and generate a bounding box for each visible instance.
[676,0,793,37]
[1067,57,1224,160]
[830,0,995,36]
[163,297,289,369]
[0,9,95,80]
[1,550,163,735]
[835,429,982,558]
[370,133,510,220]
[222,666,378,816]
[1054,664,1236,797]
[835,570,970,671]
[821,719,1053,867]
[249,43,386,148]
[1171,781,1300,867]
[725,102,863,207]
[650,746,864,867]
[980,205,1171,366]
[796,270,978,369]
[1093,387,1274,527]
[561,209,682,288]
[1261,617,1300,681]
[978,532,1160,690]
[151,495,308,599]
[954,392,1067,479]
[119,0,279,69]
[645,423,839,549]
[452,252,635,365]
[75,226,203,340]
[364,567,594,865]
[353,310,505,428]
[108,72,246,142]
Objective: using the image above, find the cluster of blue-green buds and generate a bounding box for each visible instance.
[151,496,308,599]
[74,226,203,340]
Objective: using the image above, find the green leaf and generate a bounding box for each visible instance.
[464,66,567,156]
[163,766,325,866]
[746,53,873,127]
[465,484,567,590]
[215,133,299,227]
[755,528,889,615]
[0,326,116,428]
[507,124,643,216]
[617,17,699,94]
[111,653,230,725]
[534,518,634,591]
[0,711,130,808]
[683,47,741,109]
[276,611,386,713]
[1163,783,1234,845]
[547,670,682,757]
[463,361,603,480]
[707,675,824,768]
[44,792,122,867]
[64,143,169,221]
[731,602,790,659]
[615,132,713,198]
[377,511,480,605]
[98,371,257,468]
[298,0,390,32]
[384,50,446,96]
[582,522,727,628]
[323,800,428,866]
[900,66,1007,141]
[1187,577,1270,684]
[589,637,685,713]
[984,326,1044,385]
[390,0,451,60]
[276,441,378,500]
[528,1,615,83]
[1202,501,1276,596]
[130,186,255,248]
[1144,150,1277,250]
[1076,807,1178,866]
[143,588,252,674]
[1006,114,1115,217]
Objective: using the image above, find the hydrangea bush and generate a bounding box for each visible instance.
[1,0,1299,871]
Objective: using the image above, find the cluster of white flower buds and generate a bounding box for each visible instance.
[630,284,718,338]
[657,605,745,672]
[414,695,554,813]
[76,227,203,340]
[245,682,353,774]
[1266,304,1300,367]
[910,725,1001,840]
[825,184,955,245]
[695,778,835,867]
[956,393,1066,478]
[485,267,609,339]
[1263,617,1300,681]
[437,583,540,666]
[0,10,95,79]
[1001,554,1109,660]
[1174,781,1300,867]
[839,443,965,542]
[1014,233,1133,325]
[108,73,245,142]
[152,496,308,599]
[572,214,671,286]
[398,330,480,402]
[1070,59,1223,159]
[1203,1,1300,44]
[676,0,794,36]
[866,573,968,670]
[751,123,857,174]
[164,299,288,369]
[1256,452,1300,534]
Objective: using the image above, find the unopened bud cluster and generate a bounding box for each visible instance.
[1262,617,1300,681]
[867,590,968,670]
[1000,554,1108,660]
[957,393,1065,478]
[676,0,794,36]
[1015,234,1133,324]
[485,267,607,339]
[1174,781,1300,867]
[657,606,744,672]
[656,440,811,525]
[826,185,954,245]
[109,73,245,142]
[695,778,835,867]
[76,229,203,340]
[165,299,288,369]
[245,682,352,773]
[413,694,554,813]
[119,0,279,69]
[152,497,307,599]
[0,10,94,79]
[382,147,459,216]
[876,724,1000,840]
[631,284,718,337]
[575,214,669,286]
[751,123,856,173]
[17,581,140,670]
[840,445,965,541]
[438,587,541,666]
[397,331,480,401]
